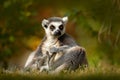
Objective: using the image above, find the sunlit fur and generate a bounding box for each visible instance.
[24,16,88,73]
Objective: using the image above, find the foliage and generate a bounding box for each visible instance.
[0,0,120,72]
[0,0,42,60]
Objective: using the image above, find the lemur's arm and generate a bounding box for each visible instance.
[58,45,71,52]
[50,45,71,53]
[24,44,43,68]
[50,34,77,53]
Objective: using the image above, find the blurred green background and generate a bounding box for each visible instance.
[0,0,120,70]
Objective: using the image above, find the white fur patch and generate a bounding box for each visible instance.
[24,51,36,68]
[62,16,68,23]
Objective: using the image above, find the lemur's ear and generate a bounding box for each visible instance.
[62,16,68,24]
[42,19,49,29]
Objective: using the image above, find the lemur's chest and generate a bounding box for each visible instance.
[41,39,63,61]
[42,40,60,54]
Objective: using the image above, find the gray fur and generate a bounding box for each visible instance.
[24,16,88,73]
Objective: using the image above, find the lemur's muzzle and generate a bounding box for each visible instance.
[54,30,61,36]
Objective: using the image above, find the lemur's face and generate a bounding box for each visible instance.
[42,17,68,38]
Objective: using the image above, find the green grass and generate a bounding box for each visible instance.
[0,66,120,80]
[0,73,120,80]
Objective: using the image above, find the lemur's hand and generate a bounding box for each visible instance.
[50,47,58,53]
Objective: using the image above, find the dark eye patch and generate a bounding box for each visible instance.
[59,25,64,30]
[50,25,55,31]
[44,25,48,28]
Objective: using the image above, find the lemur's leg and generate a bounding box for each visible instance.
[65,46,88,69]
[50,63,68,74]
[24,51,36,68]
[50,46,88,73]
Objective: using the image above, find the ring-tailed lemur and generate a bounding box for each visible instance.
[24,16,88,73]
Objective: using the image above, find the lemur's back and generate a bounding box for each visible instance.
[58,33,77,46]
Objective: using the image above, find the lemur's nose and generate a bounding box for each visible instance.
[56,30,60,33]
[54,30,61,36]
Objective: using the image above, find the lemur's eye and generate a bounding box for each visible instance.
[44,25,48,28]
[50,25,55,31]
[59,25,64,30]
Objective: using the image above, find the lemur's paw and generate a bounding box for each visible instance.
[50,47,58,53]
